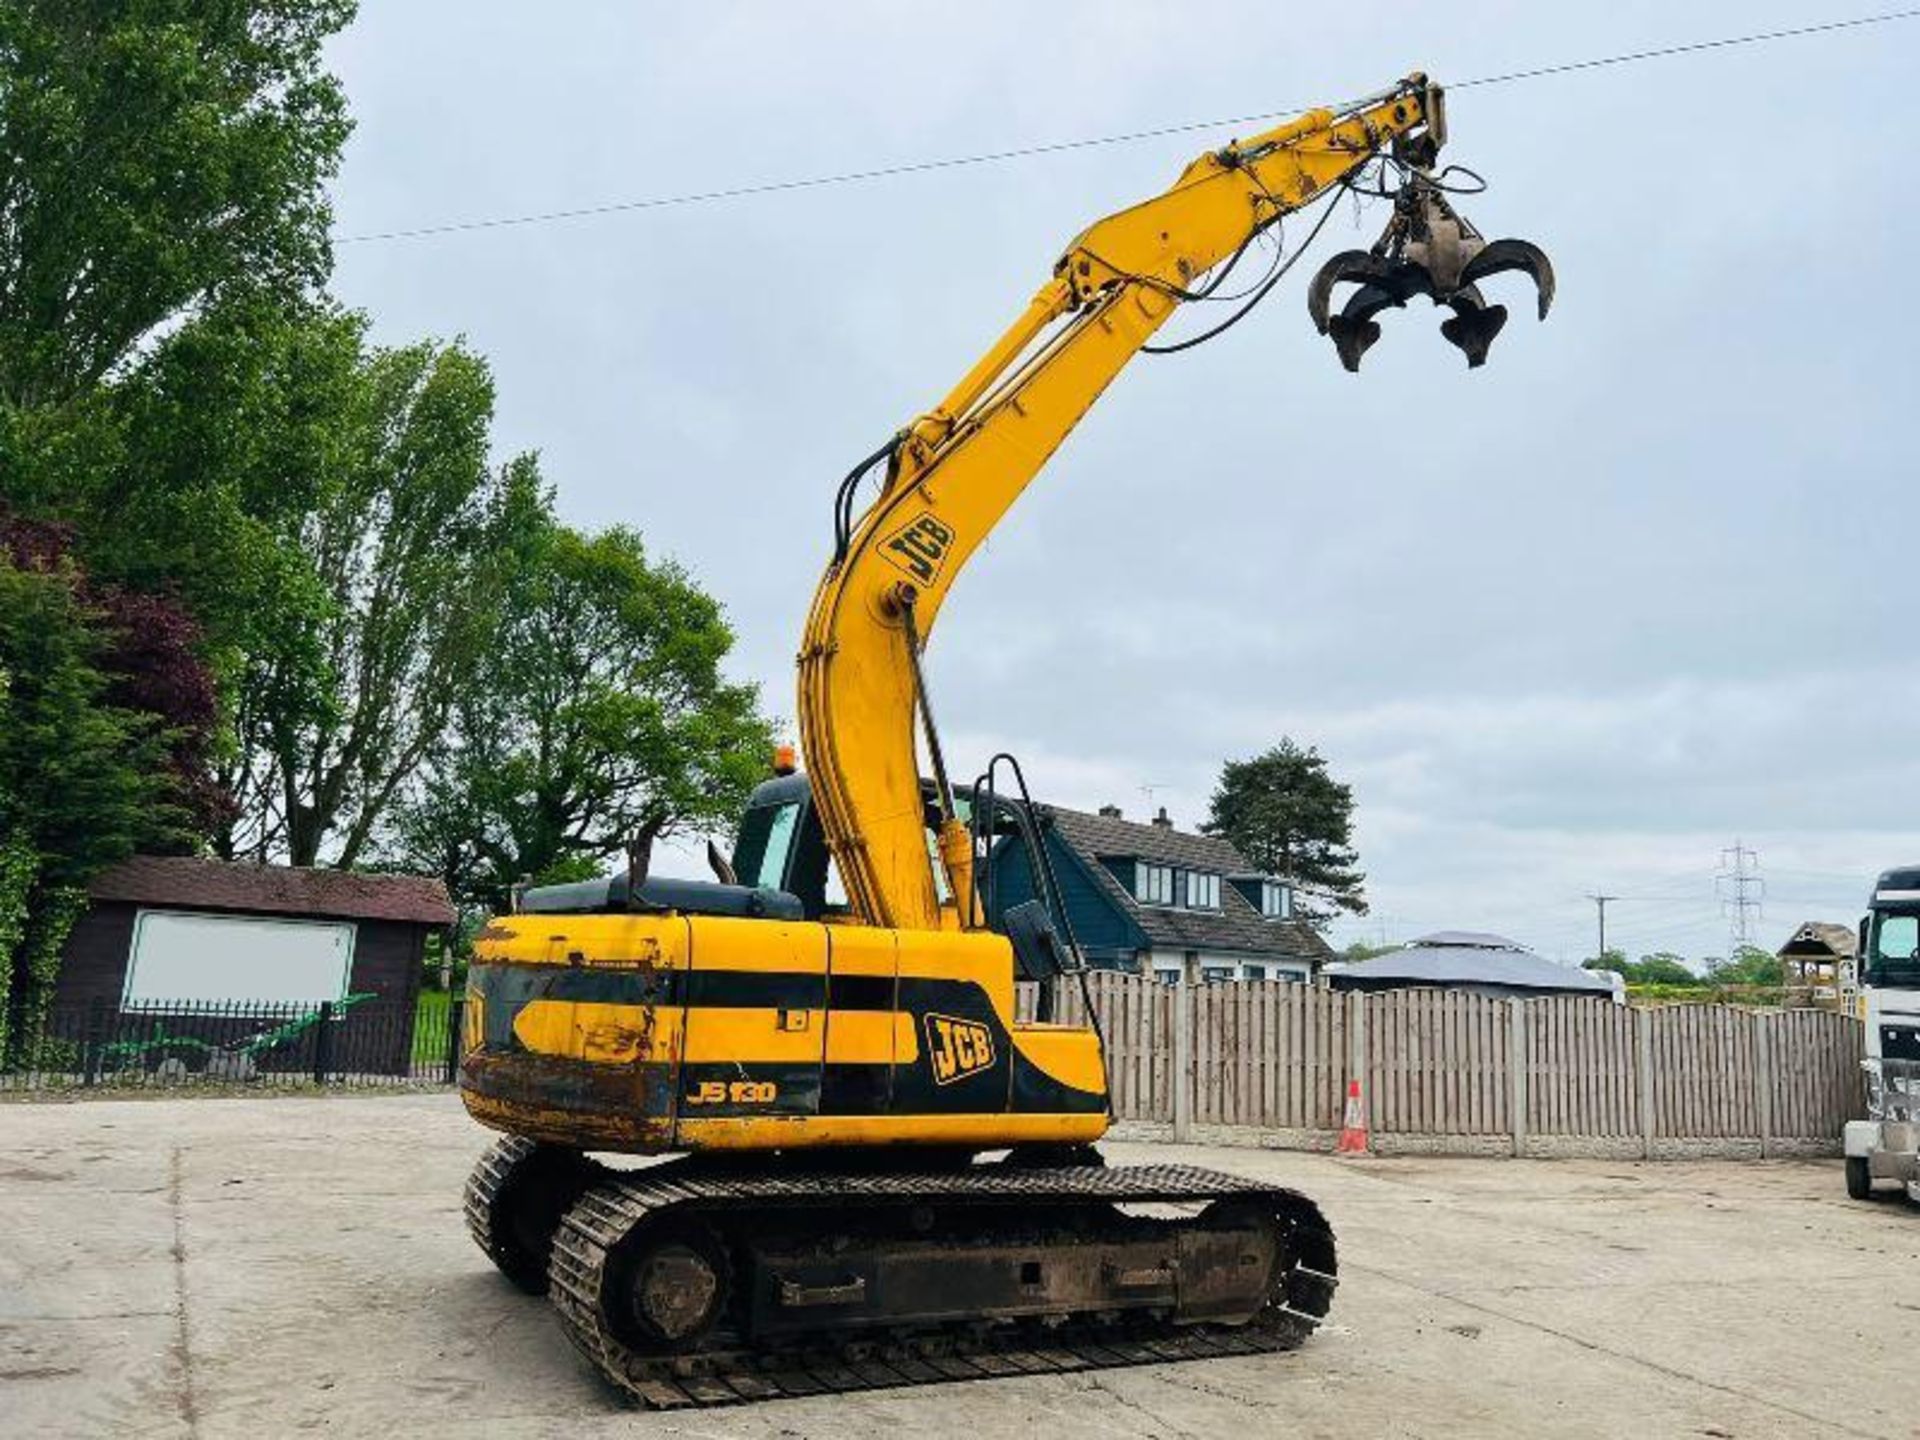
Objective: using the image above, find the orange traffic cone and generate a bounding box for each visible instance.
[1335,1077,1369,1155]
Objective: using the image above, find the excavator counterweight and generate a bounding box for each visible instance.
[458,70,1553,1408]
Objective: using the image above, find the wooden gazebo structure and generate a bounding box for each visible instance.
[1776,920,1858,1002]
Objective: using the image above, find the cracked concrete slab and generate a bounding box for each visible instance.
[1,1091,1915,1439]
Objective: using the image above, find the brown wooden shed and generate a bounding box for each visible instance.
[54,856,454,1015]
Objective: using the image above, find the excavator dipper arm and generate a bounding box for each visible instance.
[799,79,1440,932]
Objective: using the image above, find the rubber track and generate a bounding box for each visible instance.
[465,1135,607,1294]
[463,1136,541,1279]
[546,1164,1338,1409]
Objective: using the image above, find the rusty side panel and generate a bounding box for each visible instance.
[461,914,691,1154]
[461,1051,677,1153]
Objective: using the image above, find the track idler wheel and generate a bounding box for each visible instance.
[463,1136,604,1295]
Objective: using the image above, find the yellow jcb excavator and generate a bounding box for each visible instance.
[459,72,1553,1408]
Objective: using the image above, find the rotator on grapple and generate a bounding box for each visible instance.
[457,70,1554,1410]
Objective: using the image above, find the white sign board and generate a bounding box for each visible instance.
[123,910,355,1008]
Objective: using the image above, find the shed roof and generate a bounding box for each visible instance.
[89,855,455,927]
[1040,805,1332,964]
[1778,920,1857,960]
[1328,931,1612,994]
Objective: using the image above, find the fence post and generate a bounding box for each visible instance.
[444,996,465,1085]
[1637,1007,1656,1159]
[1510,1000,1529,1158]
[82,996,108,1088]
[1753,1011,1774,1159]
[1172,966,1194,1143]
[311,1000,334,1086]
[1347,989,1368,1138]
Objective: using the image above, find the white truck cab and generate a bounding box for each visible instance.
[1844,866,1920,1201]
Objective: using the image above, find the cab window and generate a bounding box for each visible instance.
[735,802,800,890]
[1869,912,1920,986]
[924,794,973,905]
[1874,914,1918,962]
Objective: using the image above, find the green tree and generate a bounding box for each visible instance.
[1707,945,1785,988]
[1632,953,1698,986]
[390,520,775,915]
[1203,740,1366,928]
[34,301,460,862]
[1584,948,1629,976]
[0,0,354,421]
[231,337,539,867]
[1583,951,1699,986]
[0,4,368,878]
[0,552,181,1057]
[76,298,365,668]
[1342,940,1400,962]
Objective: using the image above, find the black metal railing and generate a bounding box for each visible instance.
[0,993,466,1093]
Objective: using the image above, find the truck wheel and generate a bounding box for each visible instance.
[1845,1155,1872,1200]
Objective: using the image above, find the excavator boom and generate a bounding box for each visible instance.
[799,76,1549,934]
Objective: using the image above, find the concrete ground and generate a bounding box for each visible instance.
[2,1094,1916,1440]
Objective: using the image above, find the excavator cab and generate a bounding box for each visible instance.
[732,770,1074,995]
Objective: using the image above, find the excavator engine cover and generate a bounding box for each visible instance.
[1307,172,1554,371]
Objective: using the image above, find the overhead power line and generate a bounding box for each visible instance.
[335,7,1920,246]
[1444,8,1917,89]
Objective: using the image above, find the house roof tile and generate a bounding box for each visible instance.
[89,855,456,927]
[1041,805,1332,964]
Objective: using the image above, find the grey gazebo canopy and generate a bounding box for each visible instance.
[1327,930,1616,997]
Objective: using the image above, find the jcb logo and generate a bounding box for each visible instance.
[924,1012,994,1085]
[879,512,954,586]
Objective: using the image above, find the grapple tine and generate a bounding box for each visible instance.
[1306,250,1393,335]
[1459,238,1556,320]
[1327,277,1414,372]
[1327,315,1381,374]
[1438,295,1508,368]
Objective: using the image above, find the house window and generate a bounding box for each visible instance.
[1185,872,1220,910]
[1136,863,1174,906]
[1261,880,1292,919]
[1201,965,1236,984]
[1243,964,1266,981]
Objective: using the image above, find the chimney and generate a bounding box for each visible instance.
[1151,806,1173,829]
[1097,804,1122,819]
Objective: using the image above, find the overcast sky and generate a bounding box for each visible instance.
[323,3,1916,965]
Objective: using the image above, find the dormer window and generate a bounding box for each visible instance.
[1261,879,1292,919]
[1136,863,1174,906]
[1184,871,1220,910]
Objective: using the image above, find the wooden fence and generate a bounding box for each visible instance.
[1026,973,1865,1158]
